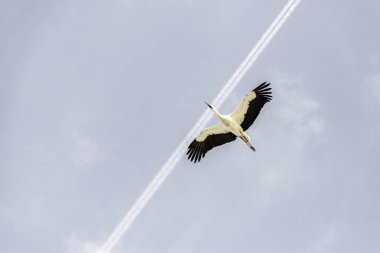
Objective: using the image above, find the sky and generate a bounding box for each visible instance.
[1,0,380,252]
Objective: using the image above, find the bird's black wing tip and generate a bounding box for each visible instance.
[254,82,270,90]
[254,82,272,102]
[187,139,205,163]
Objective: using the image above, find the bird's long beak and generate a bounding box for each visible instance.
[204,101,212,109]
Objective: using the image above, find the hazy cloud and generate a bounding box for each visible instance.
[65,235,100,253]
[71,132,100,166]
[367,73,380,103]
[275,73,327,146]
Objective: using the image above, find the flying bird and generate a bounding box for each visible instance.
[187,82,272,163]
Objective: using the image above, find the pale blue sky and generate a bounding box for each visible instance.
[1,0,379,252]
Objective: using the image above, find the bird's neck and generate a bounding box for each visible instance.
[212,108,230,127]
[211,108,224,120]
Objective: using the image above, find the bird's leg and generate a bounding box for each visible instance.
[239,136,256,152]
[246,141,256,152]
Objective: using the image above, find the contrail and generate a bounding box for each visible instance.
[99,0,302,252]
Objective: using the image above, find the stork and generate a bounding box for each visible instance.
[187,82,272,163]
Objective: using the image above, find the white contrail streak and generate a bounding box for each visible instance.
[99,0,302,252]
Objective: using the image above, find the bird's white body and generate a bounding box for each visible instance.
[187,82,272,163]
[203,107,254,150]
[211,109,249,139]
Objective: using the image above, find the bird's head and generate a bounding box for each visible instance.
[204,101,213,109]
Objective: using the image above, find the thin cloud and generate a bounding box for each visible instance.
[65,236,100,253]
[275,74,327,146]
[314,224,339,252]
[72,132,100,166]
[367,73,380,103]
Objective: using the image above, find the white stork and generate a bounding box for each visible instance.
[187,82,272,163]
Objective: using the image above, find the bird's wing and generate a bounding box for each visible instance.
[187,123,236,163]
[231,82,272,131]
